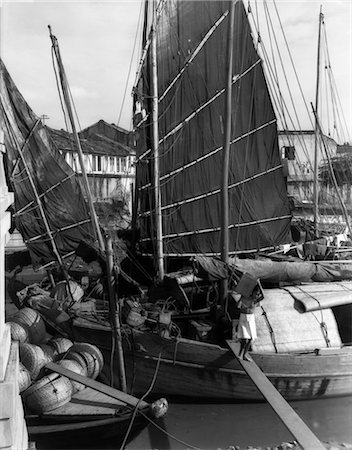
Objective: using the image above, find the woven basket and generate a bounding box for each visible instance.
[66,350,101,379]
[69,343,104,371]
[39,344,56,361]
[56,359,87,393]
[19,343,52,380]
[18,362,31,393]
[12,308,46,345]
[8,321,29,343]
[48,337,73,356]
[22,372,73,414]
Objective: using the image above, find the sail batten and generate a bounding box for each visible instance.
[139,117,277,192]
[140,214,291,242]
[136,57,263,164]
[134,0,291,259]
[0,58,95,268]
[138,163,284,217]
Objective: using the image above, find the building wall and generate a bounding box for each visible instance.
[0,133,28,450]
[278,132,337,203]
[63,151,135,211]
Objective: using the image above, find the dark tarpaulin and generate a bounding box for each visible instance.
[134,0,291,260]
[0,58,95,268]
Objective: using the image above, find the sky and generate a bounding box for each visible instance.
[0,0,351,142]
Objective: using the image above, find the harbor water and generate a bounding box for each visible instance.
[125,396,352,450]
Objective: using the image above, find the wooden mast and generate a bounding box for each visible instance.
[313,7,323,235]
[48,27,128,391]
[48,26,105,252]
[220,0,235,305]
[150,1,164,281]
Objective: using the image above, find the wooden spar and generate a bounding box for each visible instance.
[45,362,149,409]
[313,8,323,235]
[311,104,352,237]
[105,234,127,393]
[226,341,325,450]
[48,26,105,252]
[220,0,235,305]
[150,1,164,281]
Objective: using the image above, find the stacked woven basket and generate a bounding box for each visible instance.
[7,307,104,414]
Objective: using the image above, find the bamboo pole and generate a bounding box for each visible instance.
[150,2,164,281]
[48,26,105,253]
[105,235,127,393]
[313,8,323,235]
[220,0,235,306]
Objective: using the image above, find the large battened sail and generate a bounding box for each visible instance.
[133,0,291,259]
[0,58,95,268]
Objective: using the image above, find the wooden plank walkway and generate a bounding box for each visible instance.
[226,340,325,450]
[46,362,149,409]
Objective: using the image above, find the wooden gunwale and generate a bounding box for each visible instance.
[135,353,352,378]
[27,416,124,434]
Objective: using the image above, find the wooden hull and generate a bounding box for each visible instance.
[25,386,150,448]
[27,415,149,449]
[73,319,352,402]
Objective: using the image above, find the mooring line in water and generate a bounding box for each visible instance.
[120,352,163,449]
[139,409,202,450]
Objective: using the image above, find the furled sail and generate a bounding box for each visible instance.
[133,0,291,260]
[0,58,95,268]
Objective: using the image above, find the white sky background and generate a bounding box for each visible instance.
[0,0,351,142]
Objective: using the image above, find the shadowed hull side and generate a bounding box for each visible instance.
[72,320,352,402]
[27,414,149,449]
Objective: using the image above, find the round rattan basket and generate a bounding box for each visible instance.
[56,359,87,393]
[69,343,104,371]
[19,343,53,380]
[66,350,102,380]
[39,344,56,361]
[18,362,31,393]
[8,321,29,343]
[12,308,46,344]
[22,372,73,414]
[48,337,73,356]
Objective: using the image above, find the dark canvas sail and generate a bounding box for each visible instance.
[134,0,291,258]
[0,58,95,268]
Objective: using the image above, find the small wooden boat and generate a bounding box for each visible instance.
[25,364,167,449]
[26,388,149,448]
[73,317,352,402]
[71,281,352,402]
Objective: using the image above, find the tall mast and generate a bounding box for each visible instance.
[150,1,164,280]
[48,26,105,252]
[220,0,235,305]
[313,7,323,235]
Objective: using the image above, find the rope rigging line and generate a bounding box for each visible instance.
[247,4,314,171]
[117,0,144,128]
[51,47,70,134]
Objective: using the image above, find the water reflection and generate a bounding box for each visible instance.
[127,397,352,450]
